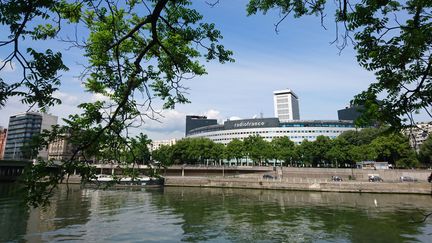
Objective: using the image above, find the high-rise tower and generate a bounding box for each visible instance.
[3,112,57,160]
[273,89,300,122]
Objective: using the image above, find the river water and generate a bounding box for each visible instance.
[1,183,432,243]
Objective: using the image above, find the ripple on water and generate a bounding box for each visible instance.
[2,185,432,242]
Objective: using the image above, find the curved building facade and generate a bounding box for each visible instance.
[186,118,357,145]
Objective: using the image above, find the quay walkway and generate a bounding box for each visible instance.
[164,176,432,195]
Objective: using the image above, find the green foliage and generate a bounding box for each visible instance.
[211,143,225,164]
[20,159,64,208]
[243,135,271,165]
[336,128,418,167]
[152,127,418,169]
[247,0,326,18]
[154,137,221,165]
[127,133,152,164]
[225,139,244,164]
[270,136,295,165]
[325,138,353,167]
[20,159,96,208]
[419,135,432,165]
[0,0,73,110]
[294,140,313,165]
[370,133,419,168]
[247,0,432,128]
[295,136,332,166]
[152,144,174,166]
[1,0,233,207]
[21,125,62,160]
[2,0,429,207]
[350,144,377,162]
[312,135,332,165]
[338,127,386,146]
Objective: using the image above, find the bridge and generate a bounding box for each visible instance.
[0,160,30,182]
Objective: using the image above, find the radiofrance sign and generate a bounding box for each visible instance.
[233,121,265,128]
[224,118,280,130]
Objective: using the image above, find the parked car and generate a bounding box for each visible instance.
[400,176,418,182]
[331,176,343,181]
[368,175,383,182]
[262,174,275,179]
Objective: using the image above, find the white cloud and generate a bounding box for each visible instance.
[142,109,185,134]
[203,109,224,122]
[91,93,111,102]
[53,91,80,106]
[0,97,25,127]
[141,108,225,140]
[180,52,377,121]
[90,89,115,102]
[0,91,86,128]
[146,130,185,141]
[228,116,242,121]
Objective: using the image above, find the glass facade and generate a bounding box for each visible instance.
[3,113,43,160]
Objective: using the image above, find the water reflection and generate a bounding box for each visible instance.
[0,184,431,242]
[25,185,93,242]
[0,183,29,241]
[154,187,432,242]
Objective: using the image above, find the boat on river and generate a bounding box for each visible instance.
[90,174,164,186]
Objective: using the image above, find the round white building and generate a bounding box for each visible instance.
[186,118,358,145]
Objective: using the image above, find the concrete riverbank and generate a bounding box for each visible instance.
[164,176,432,195]
[65,175,432,194]
[62,167,432,194]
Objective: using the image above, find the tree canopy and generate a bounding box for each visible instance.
[247,0,432,128]
[1,0,233,206]
[1,0,431,206]
[225,139,245,164]
[270,136,295,165]
[243,135,271,165]
[419,135,432,165]
[153,128,419,169]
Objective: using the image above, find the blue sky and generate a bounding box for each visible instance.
[0,1,428,140]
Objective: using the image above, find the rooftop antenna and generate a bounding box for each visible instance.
[260,112,263,118]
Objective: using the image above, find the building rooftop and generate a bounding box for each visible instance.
[273,89,298,99]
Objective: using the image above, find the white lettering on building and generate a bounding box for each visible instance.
[233,121,266,128]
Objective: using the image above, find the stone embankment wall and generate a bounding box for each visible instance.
[243,167,432,182]
[165,175,432,195]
